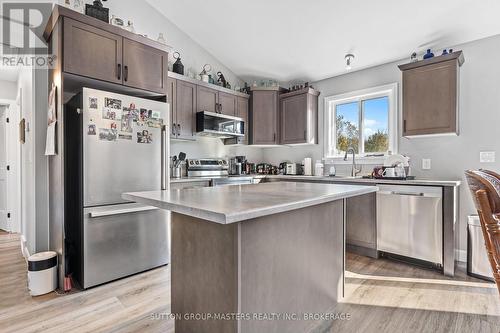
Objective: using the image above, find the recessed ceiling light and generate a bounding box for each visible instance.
[345,54,355,71]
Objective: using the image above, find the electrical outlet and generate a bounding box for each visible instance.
[422,159,431,170]
[480,151,495,163]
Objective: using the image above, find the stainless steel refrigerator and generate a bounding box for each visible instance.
[65,87,170,289]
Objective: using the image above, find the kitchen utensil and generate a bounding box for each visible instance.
[172,52,184,75]
[172,155,177,166]
[178,152,186,162]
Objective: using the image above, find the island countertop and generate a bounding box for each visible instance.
[123,182,378,224]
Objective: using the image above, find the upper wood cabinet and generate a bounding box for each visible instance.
[218,92,237,116]
[167,72,249,142]
[62,17,169,94]
[122,38,168,94]
[279,88,319,145]
[237,97,249,144]
[63,18,123,85]
[196,86,219,114]
[249,88,281,145]
[196,86,237,116]
[175,80,197,140]
[399,51,464,137]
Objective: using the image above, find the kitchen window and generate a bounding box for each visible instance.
[324,83,398,163]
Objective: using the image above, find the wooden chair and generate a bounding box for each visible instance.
[464,170,500,295]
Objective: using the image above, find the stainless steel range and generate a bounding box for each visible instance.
[186,158,229,177]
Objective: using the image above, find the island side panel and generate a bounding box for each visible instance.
[239,200,344,333]
[171,212,238,333]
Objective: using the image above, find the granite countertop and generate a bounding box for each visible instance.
[123,182,378,224]
[170,174,460,187]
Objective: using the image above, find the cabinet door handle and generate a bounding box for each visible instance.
[403,119,407,132]
[177,124,181,135]
[172,123,176,136]
[117,64,121,80]
[273,133,276,142]
[124,65,129,82]
[304,130,307,140]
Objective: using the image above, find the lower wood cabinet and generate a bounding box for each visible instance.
[346,192,377,257]
[280,88,319,145]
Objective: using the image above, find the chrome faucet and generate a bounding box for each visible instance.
[344,147,362,177]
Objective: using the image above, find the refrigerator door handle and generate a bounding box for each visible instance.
[89,206,159,218]
[161,125,167,190]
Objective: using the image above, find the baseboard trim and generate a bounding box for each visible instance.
[455,249,467,263]
[20,235,30,259]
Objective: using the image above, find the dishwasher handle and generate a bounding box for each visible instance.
[89,206,158,218]
[378,190,441,198]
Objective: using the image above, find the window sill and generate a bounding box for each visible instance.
[323,156,386,165]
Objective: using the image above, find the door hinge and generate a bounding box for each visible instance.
[7,213,10,219]
[6,165,10,171]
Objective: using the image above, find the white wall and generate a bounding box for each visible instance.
[0,80,18,100]
[262,34,500,256]
[101,0,243,88]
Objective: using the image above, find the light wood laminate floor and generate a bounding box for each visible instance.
[0,231,498,332]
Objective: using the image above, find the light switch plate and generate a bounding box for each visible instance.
[480,151,495,163]
[422,158,431,170]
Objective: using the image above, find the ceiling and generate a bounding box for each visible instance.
[147,0,500,83]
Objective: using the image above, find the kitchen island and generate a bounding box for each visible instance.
[123,182,378,333]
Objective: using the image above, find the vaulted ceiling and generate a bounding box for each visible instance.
[146,0,500,83]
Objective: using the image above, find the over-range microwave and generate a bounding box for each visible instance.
[196,111,245,139]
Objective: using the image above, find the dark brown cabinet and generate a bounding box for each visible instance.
[279,88,319,145]
[196,86,218,113]
[218,92,237,116]
[63,18,122,84]
[62,17,169,94]
[399,51,464,137]
[249,88,280,145]
[175,80,197,140]
[122,38,168,94]
[196,87,237,116]
[237,97,249,144]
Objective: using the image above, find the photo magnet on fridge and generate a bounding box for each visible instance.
[146,118,163,128]
[151,110,161,119]
[99,128,118,141]
[110,122,117,130]
[89,97,98,109]
[121,108,134,133]
[105,97,122,110]
[87,124,97,135]
[118,134,133,140]
[137,129,153,144]
[102,107,117,120]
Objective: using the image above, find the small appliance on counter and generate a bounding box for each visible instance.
[279,162,302,175]
[256,163,273,175]
[229,156,247,175]
[187,158,228,177]
[302,158,313,176]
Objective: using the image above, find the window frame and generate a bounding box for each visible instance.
[323,83,398,164]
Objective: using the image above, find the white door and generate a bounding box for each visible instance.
[0,106,7,231]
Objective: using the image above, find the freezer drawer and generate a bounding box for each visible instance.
[377,185,443,264]
[83,203,169,289]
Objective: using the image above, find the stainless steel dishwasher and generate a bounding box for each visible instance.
[377,184,443,266]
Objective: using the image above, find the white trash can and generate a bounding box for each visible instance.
[28,251,58,296]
